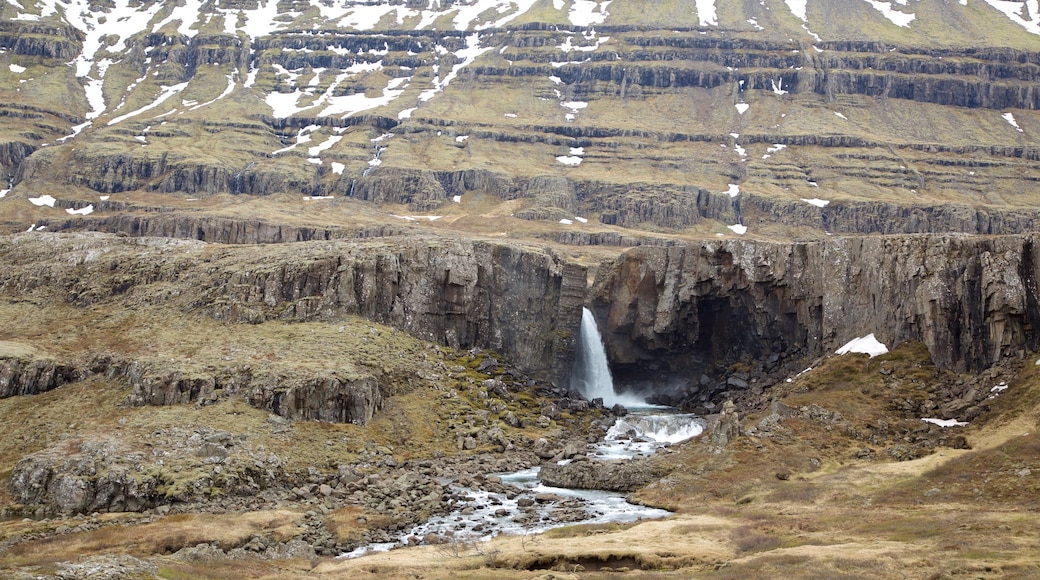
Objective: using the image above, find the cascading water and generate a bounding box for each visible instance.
[571,307,645,407]
[343,308,707,560]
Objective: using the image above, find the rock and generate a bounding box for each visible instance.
[0,234,587,391]
[539,458,670,492]
[592,235,1040,386]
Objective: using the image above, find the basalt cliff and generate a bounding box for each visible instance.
[4,0,1040,577]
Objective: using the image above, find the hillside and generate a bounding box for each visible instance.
[3,0,1040,239]
[3,0,1040,578]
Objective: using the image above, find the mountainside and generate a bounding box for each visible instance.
[5,1,1040,578]
[4,0,1040,237]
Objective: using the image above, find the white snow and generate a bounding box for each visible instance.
[452,195,462,203]
[303,196,334,201]
[981,0,1040,35]
[392,215,442,221]
[922,418,968,428]
[575,216,588,223]
[100,195,110,201]
[9,64,25,73]
[0,189,8,198]
[735,103,750,114]
[725,184,740,198]
[771,78,788,95]
[862,0,916,27]
[561,100,588,121]
[1002,112,1024,132]
[785,0,808,20]
[455,135,469,143]
[727,224,748,235]
[560,218,574,225]
[308,135,343,157]
[107,82,189,126]
[557,155,583,166]
[695,0,718,26]
[66,205,94,215]
[835,111,848,120]
[568,0,612,26]
[28,195,57,207]
[835,334,889,357]
[747,18,764,30]
[802,198,830,207]
[331,162,345,175]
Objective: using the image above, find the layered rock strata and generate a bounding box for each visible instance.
[591,234,1040,388]
[0,232,586,386]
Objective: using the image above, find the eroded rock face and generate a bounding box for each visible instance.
[0,233,586,386]
[592,235,1040,387]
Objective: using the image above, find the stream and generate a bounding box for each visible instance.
[342,308,704,559]
[342,408,704,559]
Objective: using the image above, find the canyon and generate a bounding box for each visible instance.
[2,0,1040,577]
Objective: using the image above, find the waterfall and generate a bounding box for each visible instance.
[571,307,645,407]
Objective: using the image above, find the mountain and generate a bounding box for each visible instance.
[3,0,1040,237]
[4,1,1040,578]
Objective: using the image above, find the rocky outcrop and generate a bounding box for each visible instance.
[0,357,95,397]
[591,235,1040,391]
[538,456,669,492]
[10,429,287,515]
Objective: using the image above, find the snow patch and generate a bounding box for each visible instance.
[735,103,750,114]
[9,64,25,73]
[862,0,916,27]
[981,0,1040,34]
[29,195,57,207]
[725,184,740,198]
[835,334,889,357]
[1002,112,1024,132]
[922,418,968,428]
[66,205,94,215]
[802,198,830,207]
[695,0,717,26]
[107,82,189,126]
[568,0,612,26]
[727,224,748,235]
[331,162,345,175]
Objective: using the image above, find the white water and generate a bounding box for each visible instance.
[595,412,705,460]
[571,308,645,407]
[343,309,705,560]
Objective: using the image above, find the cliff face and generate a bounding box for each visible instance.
[0,233,586,387]
[591,235,1040,392]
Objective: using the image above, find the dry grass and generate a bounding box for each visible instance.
[1,510,303,567]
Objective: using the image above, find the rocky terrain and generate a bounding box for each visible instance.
[2,0,1040,578]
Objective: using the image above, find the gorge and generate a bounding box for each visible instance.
[3,0,1040,576]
